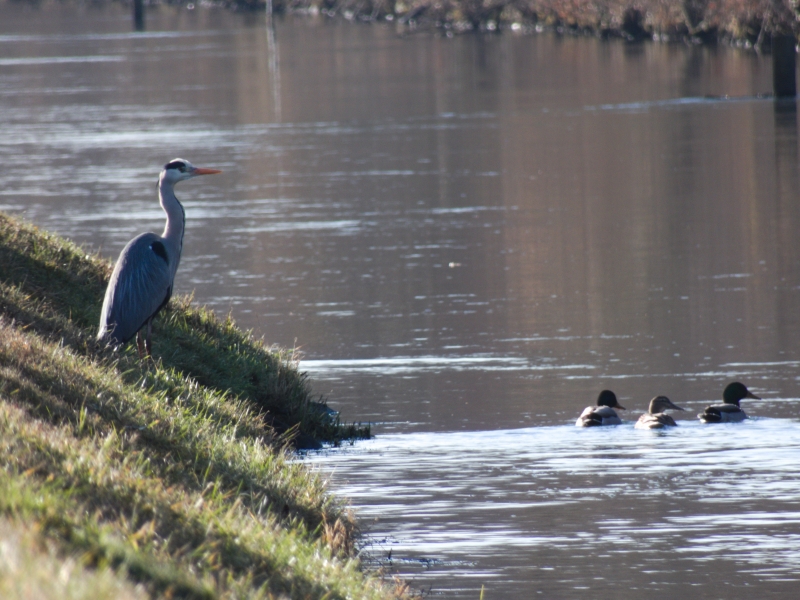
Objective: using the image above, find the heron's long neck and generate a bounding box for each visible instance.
[159,179,185,267]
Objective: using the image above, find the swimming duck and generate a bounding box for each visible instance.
[698,381,760,423]
[634,395,685,429]
[576,390,626,427]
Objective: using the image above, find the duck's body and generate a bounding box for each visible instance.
[700,403,747,423]
[698,382,760,423]
[635,395,685,429]
[577,405,623,426]
[576,390,626,427]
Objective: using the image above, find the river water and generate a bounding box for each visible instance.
[2,3,800,597]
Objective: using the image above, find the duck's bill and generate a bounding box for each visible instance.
[746,391,761,400]
[616,404,626,410]
[193,167,223,175]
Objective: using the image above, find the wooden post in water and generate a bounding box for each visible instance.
[772,34,797,98]
[133,0,145,31]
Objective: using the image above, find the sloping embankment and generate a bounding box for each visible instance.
[0,212,405,599]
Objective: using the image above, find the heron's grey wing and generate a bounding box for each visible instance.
[98,233,173,344]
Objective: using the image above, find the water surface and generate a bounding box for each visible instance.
[2,4,800,597]
[314,416,800,598]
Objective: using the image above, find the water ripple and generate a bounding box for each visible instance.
[309,418,800,597]
[301,355,593,375]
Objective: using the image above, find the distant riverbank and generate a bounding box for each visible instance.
[255,0,797,45]
[7,0,798,46]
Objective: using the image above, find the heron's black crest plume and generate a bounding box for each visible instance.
[164,160,187,171]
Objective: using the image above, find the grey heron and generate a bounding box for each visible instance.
[96,158,221,357]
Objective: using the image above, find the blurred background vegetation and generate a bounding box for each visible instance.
[234,0,799,45]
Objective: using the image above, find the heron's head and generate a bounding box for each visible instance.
[160,158,222,185]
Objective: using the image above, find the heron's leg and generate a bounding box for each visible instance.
[145,319,153,357]
[136,331,145,358]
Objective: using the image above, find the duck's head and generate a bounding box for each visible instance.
[597,390,625,410]
[722,382,760,406]
[648,395,685,414]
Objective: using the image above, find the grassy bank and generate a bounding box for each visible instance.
[0,212,404,599]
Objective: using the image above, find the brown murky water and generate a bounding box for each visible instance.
[2,4,800,597]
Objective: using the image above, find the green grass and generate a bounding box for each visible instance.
[0,516,148,600]
[0,211,368,447]
[0,212,407,599]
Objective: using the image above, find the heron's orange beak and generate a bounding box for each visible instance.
[193,168,222,176]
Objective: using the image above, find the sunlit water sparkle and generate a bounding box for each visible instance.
[309,417,800,597]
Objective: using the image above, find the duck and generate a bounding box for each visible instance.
[634,395,685,429]
[576,390,626,427]
[698,381,760,423]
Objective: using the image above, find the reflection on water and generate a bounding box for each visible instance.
[2,3,800,597]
